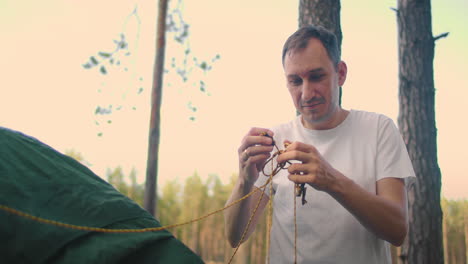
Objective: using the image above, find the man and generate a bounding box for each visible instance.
[224,25,415,263]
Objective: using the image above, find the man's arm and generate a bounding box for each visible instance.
[328,176,407,246]
[224,181,269,247]
[279,141,409,246]
[224,128,273,247]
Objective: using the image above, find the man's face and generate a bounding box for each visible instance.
[283,38,346,130]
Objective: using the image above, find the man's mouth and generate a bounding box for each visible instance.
[301,98,325,108]
[301,102,323,108]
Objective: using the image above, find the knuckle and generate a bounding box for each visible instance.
[249,127,260,135]
[310,145,318,153]
[244,148,250,156]
[290,151,300,160]
[237,146,243,154]
[240,136,248,147]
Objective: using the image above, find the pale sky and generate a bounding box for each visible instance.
[1,0,466,199]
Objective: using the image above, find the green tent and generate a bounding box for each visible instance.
[0,127,204,264]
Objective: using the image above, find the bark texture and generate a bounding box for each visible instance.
[299,0,342,104]
[144,0,169,216]
[299,0,342,49]
[397,0,443,263]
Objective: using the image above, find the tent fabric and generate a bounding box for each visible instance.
[0,127,204,264]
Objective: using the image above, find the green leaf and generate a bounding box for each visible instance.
[97,132,103,137]
[137,87,144,94]
[100,66,107,75]
[98,52,112,58]
[107,120,112,124]
[95,106,101,114]
[189,117,195,121]
[200,62,208,70]
[90,56,98,65]
[200,80,205,92]
[82,63,92,69]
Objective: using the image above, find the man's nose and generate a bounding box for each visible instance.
[301,80,317,102]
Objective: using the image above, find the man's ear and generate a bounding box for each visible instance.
[337,61,347,86]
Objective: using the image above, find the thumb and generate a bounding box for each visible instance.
[283,140,292,149]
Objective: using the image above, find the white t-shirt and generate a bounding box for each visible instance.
[254,110,415,264]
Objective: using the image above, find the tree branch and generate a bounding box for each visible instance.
[434,32,449,42]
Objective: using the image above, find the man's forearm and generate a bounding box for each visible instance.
[329,175,408,246]
[224,178,268,247]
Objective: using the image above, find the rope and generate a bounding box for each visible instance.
[0,180,269,234]
[260,133,306,264]
[294,183,298,264]
[227,176,272,264]
[267,159,274,264]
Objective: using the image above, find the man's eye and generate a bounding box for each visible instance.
[289,79,302,86]
[310,74,325,81]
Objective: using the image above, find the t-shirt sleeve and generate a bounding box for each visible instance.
[375,117,416,181]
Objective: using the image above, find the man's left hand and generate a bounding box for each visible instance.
[276,141,341,194]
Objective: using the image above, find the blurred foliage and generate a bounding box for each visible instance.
[442,198,468,264]
[82,2,221,137]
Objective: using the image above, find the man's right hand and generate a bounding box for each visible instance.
[238,128,274,185]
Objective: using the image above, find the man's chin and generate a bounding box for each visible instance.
[301,113,323,122]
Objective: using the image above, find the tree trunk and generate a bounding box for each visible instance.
[396,0,443,263]
[144,0,169,216]
[298,0,343,105]
[443,202,449,264]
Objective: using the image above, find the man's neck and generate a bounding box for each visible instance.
[302,108,350,130]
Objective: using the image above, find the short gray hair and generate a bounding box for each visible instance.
[282,25,340,70]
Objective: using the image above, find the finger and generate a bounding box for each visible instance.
[241,144,273,164]
[283,140,292,148]
[241,149,250,162]
[247,127,274,138]
[288,173,314,184]
[277,150,312,164]
[239,134,274,154]
[248,153,272,164]
[244,145,274,158]
[284,141,317,153]
[287,163,310,175]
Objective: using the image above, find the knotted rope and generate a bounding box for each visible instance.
[258,132,306,264]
